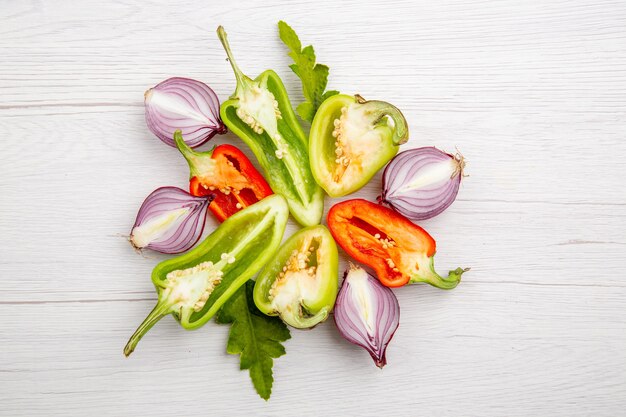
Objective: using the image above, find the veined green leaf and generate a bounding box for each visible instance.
[216,281,291,400]
[278,20,339,122]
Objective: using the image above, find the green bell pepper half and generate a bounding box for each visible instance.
[217,26,324,227]
[124,194,289,356]
[309,94,409,197]
[253,225,338,329]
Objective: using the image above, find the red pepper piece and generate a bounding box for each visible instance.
[175,131,273,222]
[327,199,467,289]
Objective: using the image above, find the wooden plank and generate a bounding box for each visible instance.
[1,284,624,416]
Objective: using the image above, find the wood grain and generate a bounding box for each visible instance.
[1,0,625,415]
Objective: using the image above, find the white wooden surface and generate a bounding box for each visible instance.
[1,0,625,415]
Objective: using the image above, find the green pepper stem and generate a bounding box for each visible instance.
[287,306,330,329]
[174,130,197,164]
[174,129,194,156]
[174,130,215,178]
[356,95,409,146]
[409,256,468,290]
[217,26,248,92]
[124,300,171,357]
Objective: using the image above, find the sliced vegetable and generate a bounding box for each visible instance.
[380,147,465,221]
[254,225,338,328]
[124,194,289,356]
[145,77,226,148]
[334,264,400,368]
[327,199,467,289]
[174,130,273,222]
[129,186,212,254]
[217,26,325,226]
[216,281,291,400]
[277,21,338,122]
[310,94,409,197]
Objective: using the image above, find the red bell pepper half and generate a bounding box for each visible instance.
[174,131,273,222]
[327,199,467,289]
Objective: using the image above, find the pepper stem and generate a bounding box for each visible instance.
[217,26,248,92]
[356,95,409,146]
[123,300,172,357]
[287,306,330,329]
[410,256,469,290]
[174,129,196,159]
[174,130,215,179]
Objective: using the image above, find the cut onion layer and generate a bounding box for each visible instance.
[334,264,400,368]
[130,187,213,254]
[380,147,465,221]
[145,77,226,148]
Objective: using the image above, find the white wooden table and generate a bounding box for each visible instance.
[1,1,625,415]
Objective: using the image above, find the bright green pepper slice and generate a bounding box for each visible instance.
[309,94,409,197]
[217,26,324,227]
[253,225,338,329]
[124,194,289,356]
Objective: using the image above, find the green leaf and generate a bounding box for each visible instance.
[216,281,291,400]
[278,20,337,123]
[277,20,301,53]
[296,102,315,122]
[322,90,339,101]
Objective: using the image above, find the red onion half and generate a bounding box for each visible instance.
[334,264,400,368]
[130,187,213,254]
[145,77,226,148]
[380,147,465,221]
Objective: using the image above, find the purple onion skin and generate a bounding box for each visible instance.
[380,147,465,221]
[145,77,226,148]
[130,187,213,254]
[334,265,400,368]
